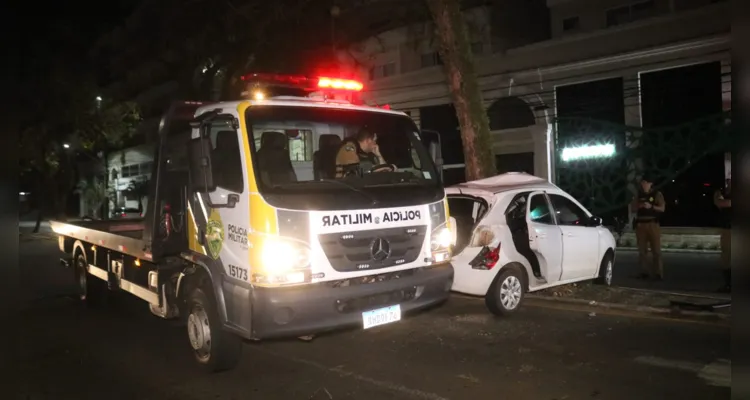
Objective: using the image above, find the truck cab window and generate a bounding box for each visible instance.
[209,121,244,193]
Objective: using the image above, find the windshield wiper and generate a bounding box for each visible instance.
[319,179,378,206]
[271,179,378,206]
[363,175,428,188]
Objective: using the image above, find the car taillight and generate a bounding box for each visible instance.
[121,213,127,217]
[485,244,501,269]
[470,243,501,270]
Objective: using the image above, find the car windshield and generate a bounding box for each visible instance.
[246,105,440,189]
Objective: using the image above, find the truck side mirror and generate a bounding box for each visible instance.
[429,142,443,168]
[187,137,216,193]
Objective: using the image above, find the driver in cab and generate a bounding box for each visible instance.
[335,128,395,178]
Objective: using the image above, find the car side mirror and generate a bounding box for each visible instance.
[588,216,603,227]
[187,137,216,193]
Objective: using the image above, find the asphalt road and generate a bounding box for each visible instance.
[8,238,730,400]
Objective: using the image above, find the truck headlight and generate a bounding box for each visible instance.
[431,223,454,251]
[253,237,311,285]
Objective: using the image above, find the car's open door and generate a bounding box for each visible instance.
[524,191,563,284]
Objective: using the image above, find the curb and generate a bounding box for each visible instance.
[526,294,730,322]
[617,247,720,254]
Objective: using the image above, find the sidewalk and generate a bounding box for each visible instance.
[534,250,729,320]
[613,251,725,294]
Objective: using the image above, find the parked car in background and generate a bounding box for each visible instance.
[111,207,142,219]
[446,173,616,316]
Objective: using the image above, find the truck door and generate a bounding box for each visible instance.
[190,116,251,285]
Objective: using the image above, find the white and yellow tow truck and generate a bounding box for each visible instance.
[51,73,456,372]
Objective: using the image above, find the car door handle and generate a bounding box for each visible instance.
[566,232,574,237]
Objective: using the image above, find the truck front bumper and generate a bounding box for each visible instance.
[249,264,453,339]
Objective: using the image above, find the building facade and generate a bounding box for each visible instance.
[337,0,730,187]
[107,144,154,213]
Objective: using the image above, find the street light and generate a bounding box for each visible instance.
[95,96,102,101]
[63,143,70,149]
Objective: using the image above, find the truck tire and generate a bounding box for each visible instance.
[186,285,242,372]
[485,266,526,317]
[74,252,105,307]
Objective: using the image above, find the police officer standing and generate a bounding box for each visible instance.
[335,128,395,178]
[713,177,731,292]
[630,175,666,280]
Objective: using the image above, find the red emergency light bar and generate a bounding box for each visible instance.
[240,73,364,92]
[317,77,363,91]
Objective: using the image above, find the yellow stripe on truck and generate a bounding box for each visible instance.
[237,101,279,275]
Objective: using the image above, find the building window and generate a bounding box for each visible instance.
[139,162,153,175]
[368,62,397,81]
[606,0,656,27]
[120,164,140,178]
[420,51,443,68]
[288,130,314,162]
[562,16,580,32]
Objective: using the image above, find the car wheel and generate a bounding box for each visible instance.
[186,285,242,372]
[485,266,525,316]
[595,254,614,286]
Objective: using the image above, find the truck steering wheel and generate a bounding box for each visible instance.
[368,164,396,173]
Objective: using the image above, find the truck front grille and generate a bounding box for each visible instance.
[318,225,427,272]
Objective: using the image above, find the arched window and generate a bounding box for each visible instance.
[487,96,536,130]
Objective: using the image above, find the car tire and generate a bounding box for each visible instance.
[485,266,526,316]
[74,252,105,307]
[595,253,614,286]
[186,285,242,372]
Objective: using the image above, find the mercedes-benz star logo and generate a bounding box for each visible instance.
[370,237,391,261]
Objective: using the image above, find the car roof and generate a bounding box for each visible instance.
[195,97,408,117]
[446,172,559,197]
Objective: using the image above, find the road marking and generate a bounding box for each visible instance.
[634,356,731,388]
[252,346,451,400]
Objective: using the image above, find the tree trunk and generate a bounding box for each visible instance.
[426,0,496,181]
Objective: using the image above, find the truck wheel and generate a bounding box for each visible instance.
[485,266,525,316]
[186,286,242,372]
[74,253,104,307]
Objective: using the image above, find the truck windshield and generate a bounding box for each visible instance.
[246,105,443,210]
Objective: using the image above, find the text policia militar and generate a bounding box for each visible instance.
[322,210,422,227]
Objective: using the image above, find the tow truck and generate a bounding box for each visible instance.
[52,73,456,372]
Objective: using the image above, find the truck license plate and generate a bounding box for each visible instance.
[362,305,401,329]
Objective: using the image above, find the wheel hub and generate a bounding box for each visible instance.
[187,307,212,357]
[499,275,522,310]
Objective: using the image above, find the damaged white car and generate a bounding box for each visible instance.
[447,173,616,316]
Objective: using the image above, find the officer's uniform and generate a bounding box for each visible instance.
[714,186,731,288]
[334,139,379,178]
[632,189,665,279]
